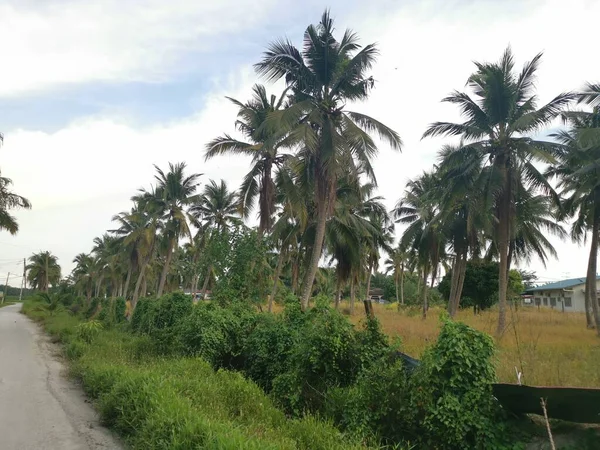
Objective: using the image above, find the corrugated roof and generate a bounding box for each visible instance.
[526,275,600,292]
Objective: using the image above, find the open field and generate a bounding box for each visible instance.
[342,303,600,388]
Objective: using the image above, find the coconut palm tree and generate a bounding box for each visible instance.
[255,10,402,310]
[190,179,240,297]
[140,163,200,298]
[111,209,143,299]
[394,171,446,318]
[423,48,573,334]
[435,144,490,316]
[385,246,410,305]
[205,84,291,235]
[548,94,600,332]
[190,179,239,232]
[113,202,161,309]
[27,251,61,292]
[92,233,123,297]
[0,170,31,235]
[72,253,97,302]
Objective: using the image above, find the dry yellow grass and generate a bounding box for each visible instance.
[340,302,600,388]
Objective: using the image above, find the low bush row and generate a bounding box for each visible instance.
[127,293,523,449]
[22,299,375,450]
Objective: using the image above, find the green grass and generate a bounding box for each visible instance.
[22,300,380,450]
[0,301,15,308]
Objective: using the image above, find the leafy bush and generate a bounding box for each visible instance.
[84,297,100,318]
[178,302,256,369]
[411,319,511,449]
[77,320,103,343]
[130,297,152,333]
[241,313,298,391]
[272,305,389,414]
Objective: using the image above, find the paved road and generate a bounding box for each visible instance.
[0,304,123,450]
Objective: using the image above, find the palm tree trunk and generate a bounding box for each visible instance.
[335,278,342,310]
[269,251,285,312]
[421,267,429,319]
[123,265,132,300]
[157,237,175,298]
[400,263,405,305]
[44,256,49,292]
[291,260,299,294]
[132,267,145,311]
[141,274,147,299]
[448,255,460,317]
[350,276,356,315]
[496,169,511,336]
[395,273,399,304]
[586,214,600,335]
[300,197,328,311]
[200,265,212,299]
[455,254,467,314]
[365,261,373,301]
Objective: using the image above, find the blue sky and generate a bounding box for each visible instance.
[1,0,598,282]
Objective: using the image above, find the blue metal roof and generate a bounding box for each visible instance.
[527,276,600,292]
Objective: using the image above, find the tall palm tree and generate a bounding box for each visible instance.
[190,179,239,232]
[190,179,240,297]
[141,163,200,298]
[255,10,402,310]
[548,93,600,332]
[206,84,290,235]
[111,208,143,299]
[0,170,31,235]
[436,144,490,316]
[385,246,410,305]
[72,253,97,302]
[394,171,445,318]
[27,251,61,292]
[92,233,123,297]
[113,203,161,309]
[423,48,573,334]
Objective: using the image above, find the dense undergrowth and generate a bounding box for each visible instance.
[23,293,527,449]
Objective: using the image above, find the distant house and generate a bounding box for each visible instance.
[522,276,600,313]
[368,288,387,303]
[182,290,211,302]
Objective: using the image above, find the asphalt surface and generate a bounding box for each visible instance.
[0,303,123,450]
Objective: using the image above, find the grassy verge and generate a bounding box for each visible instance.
[0,301,15,308]
[22,300,378,450]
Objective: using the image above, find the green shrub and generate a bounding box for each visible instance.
[130,297,152,333]
[84,297,100,318]
[326,359,414,445]
[242,313,298,391]
[114,297,126,323]
[178,302,256,369]
[272,305,363,414]
[77,320,103,344]
[412,319,510,449]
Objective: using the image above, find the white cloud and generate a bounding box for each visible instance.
[0,0,276,96]
[1,0,598,282]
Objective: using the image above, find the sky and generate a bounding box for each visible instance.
[1,0,599,286]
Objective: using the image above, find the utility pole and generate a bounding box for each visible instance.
[2,272,9,304]
[19,258,25,302]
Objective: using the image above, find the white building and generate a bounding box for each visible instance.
[523,276,600,313]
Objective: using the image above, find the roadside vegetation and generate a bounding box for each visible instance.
[24,292,531,450]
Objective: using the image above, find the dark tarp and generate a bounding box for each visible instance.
[492,384,600,424]
[392,351,600,424]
